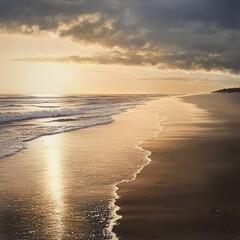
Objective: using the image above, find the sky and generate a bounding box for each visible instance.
[0,0,240,94]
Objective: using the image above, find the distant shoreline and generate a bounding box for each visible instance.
[212,87,240,93]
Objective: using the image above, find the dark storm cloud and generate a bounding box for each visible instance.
[0,0,117,31]
[2,0,240,73]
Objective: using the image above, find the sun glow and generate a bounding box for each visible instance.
[1,32,239,95]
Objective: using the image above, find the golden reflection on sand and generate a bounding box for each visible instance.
[43,135,64,239]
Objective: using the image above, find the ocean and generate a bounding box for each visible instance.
[0,95,165,239]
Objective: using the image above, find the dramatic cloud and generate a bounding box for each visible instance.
[2,0,240,73]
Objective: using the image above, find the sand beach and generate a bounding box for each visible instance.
[115,93,240,239]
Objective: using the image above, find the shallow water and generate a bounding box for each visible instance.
[0,95,160,159]
[0,96,165,239]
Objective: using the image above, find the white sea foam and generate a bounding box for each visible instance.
[0,102,140,124]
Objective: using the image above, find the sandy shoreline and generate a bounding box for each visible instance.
[114,94,240,240]
[1,94,239,239]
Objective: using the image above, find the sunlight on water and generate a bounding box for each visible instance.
[44,135,64,239]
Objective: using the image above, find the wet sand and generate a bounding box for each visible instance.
[115,94,240,240]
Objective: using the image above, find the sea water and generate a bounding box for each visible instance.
[0,95,157,159]
[0,95,165,239]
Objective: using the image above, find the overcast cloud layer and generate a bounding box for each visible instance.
[1,0,240,73]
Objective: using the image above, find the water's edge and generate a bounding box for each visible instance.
[109,112,167,239]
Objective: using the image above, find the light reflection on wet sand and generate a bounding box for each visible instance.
[43,135,64,240]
